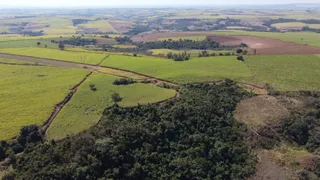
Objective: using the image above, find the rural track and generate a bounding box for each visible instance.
[0,53,178,86]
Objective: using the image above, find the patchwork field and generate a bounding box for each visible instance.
[77,20,117,33]
[0,48,107,65]
[271,22,320,30]
[101,54,252,83]
[46,73,176,139]
[135,31,320,48]
[0,63,88,140]
[245,55,320,91]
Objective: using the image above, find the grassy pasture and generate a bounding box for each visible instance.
[0,64,88,140]
[0,48,107,65]
[308,24,320,29]
[212,30,320,48]
[77,20,117,33]
[101,54,252,83]
[245,55,320,91]
[46,73,176,139]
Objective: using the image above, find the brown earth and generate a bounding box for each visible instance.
[248,150,296,180]
[208,35,320,54]
[132,32,320,54]
[234,95,290,128]
[109,21,133,34]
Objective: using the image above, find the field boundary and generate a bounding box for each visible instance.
[41,72,93,134]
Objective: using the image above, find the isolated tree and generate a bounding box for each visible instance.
[237,56,244,61]
[243,50,248,55]
[37,42,41,46]
[111,92,122,103]
[58,43,65,50]
[236,49,243,54]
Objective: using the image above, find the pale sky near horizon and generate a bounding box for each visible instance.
[0,0,319,7]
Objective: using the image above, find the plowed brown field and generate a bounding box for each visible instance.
[133,32,320,55]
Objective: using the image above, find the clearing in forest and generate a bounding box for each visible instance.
[46,73,176,140]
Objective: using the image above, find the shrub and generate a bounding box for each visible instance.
[113,78,134,85]
[111,92,122,103]
[237,56,244,61]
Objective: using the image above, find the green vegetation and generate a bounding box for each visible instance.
[0,64,88,140]
[101,55,252,83]
[0,58,37,64]
[0,39,58,49]
[245,55,320,91]
[150,49,234,57]
[0,48,107,65]
[46,73,176,140]
[5,81,256,179]
[212,30,320,47]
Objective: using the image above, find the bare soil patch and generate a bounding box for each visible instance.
[234,95,290,128]
[134,32,320,54]
[248,150,296,180]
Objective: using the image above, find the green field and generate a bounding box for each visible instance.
[101,54,252,83]
[245,55,320,91]
[0,39,58,49]
[212,30,320,48]
[0,64,88,140]
[46,73,176,139]
[77,20,117,33]
[0,48,107,65]
[308,24,320,29]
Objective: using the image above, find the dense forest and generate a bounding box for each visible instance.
[136,39,248,50]
[2,80,257,180]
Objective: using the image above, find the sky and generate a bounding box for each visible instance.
[0,0,318,7]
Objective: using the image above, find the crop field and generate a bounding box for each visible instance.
[0,48,107,65]
[0,64,88,140]
[308,24,320,29]
[271,22,307,29]
[46,73,176,139]
[212,30,320,48]
[244,55,320,91]
[101,54,252,83]
[77,20,117,33]
[0,39,58,49]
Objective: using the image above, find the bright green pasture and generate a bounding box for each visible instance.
[0,64,88,140]
[46,73,176,139]
[0,48,107,65]
[77,20,117,33]
[101,55,252,83]
[0,39,58,49]
[245,55,320,91]
[212,30,320,48]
